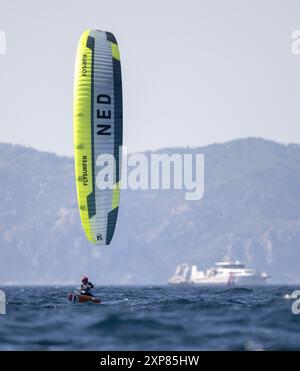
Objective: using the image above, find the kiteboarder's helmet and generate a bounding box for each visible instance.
[81,276,88,284]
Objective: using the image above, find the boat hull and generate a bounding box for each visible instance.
[190,276,267,286]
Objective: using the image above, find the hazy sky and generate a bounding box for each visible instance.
[0,0,299,155]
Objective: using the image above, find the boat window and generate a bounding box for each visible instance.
[218,264,245,269]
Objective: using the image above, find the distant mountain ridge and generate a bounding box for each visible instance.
[0,138,300,284]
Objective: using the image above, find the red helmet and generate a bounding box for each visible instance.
[81,276,88,284]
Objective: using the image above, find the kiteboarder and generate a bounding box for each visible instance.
[80,276,95,297]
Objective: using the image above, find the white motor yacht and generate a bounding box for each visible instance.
[169,261,268,286]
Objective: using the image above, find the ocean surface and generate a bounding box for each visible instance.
[0,285,300,351]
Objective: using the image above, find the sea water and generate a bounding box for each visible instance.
[0,285,299,350]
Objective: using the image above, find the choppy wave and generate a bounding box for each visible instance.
[0,285,299,350]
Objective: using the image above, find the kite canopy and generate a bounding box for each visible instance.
[73,30,122,245]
